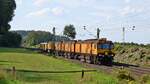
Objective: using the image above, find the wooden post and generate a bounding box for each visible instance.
[12,66,16,80]
[81,70,84,78]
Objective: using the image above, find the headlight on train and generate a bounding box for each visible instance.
[105,52,108,55]
[112,54,114,56]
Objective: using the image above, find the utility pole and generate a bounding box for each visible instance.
[52,27,56,54]
[122,27,125,45]
[132,26,135,30]
[83,26,86,30]
[122,26,135,45]
[52,27,56,41]
[97,28,100,39]
[53,27,56,36]
[83,26,100,39]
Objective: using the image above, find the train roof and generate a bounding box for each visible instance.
[40,38,113,44]
[76,38,112,43]
[40,42,48,44]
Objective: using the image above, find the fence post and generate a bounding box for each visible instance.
[81,70,84,78]
[12,66,16,80]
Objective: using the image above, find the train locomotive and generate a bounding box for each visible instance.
[39,38,115,65]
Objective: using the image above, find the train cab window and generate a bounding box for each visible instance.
[98,44,111,49]
[110,44,114,49]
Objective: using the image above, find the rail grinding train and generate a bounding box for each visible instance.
[39,38,115,65]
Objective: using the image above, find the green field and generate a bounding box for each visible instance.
[0,48,118,84]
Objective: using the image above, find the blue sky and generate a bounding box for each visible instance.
[10,0,150,44]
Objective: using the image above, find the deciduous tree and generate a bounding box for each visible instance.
[63,24,76,39]
[0,0,16,34]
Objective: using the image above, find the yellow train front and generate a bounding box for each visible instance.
[92,38,115,65]
[77,38,115,65]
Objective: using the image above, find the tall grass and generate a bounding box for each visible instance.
[0,69,19,84]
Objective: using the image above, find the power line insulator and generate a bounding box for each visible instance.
[132,26,135,30]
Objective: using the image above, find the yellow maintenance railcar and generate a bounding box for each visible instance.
[39,38,115,65]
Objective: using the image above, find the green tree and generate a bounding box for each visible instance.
[0,0,16,34]
[23,31,70,47]
[63,24,76,39]
[23,31,53,47]
[0,0,22,47]
[0,32,22,47]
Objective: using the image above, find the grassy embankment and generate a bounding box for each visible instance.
[114,43,150,67]
[0,48,118,84]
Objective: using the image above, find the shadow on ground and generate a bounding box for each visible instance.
[0,60,22,66]
[0,47,39,54]
[112,62,139,67]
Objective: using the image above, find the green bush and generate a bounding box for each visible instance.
[0,32,22,47]
[0,70,20,84]
[140,74,150,84]
[0,70,11,84]
[116,69,134,81]
[146,56,150,60]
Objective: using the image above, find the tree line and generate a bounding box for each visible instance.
[13,24,76,47]
[14,30,70,47]
[0,0,22,47]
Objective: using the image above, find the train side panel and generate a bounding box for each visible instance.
[40,43,48,51]
[55,42,59,51]
[75,42,81,54]
[64,42,70,52]
[44,43,48,51]
[70,41,76,53]
[91,43,97,55]
[80,42,92,55]
[61,42,65,52]
[47,42,55,50]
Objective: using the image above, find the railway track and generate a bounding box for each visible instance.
[112,62,150,76]
[57,56,150,79]
[125,66,150,76]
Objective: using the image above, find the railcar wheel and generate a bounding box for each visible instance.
[70,53,75,59]
[99,56,113,66]
[90,56,94,64]
[75,55,80,60]
[80,55,85,62]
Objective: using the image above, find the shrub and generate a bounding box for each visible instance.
[140,74,150,84]
[0,70,6,80]
[0,70,10,84]
[0,70,20,84]
[116,69,135,81]
[146,56,150,60]
[0,32,22,47]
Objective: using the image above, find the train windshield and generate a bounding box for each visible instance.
[98,44,114,49]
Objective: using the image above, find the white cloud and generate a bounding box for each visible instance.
[90,10,112,21]
[34,0,50,6]
[51,7,64,16]
[125,0,131,3]
[121,6,143,16]
[26,8,50,17]
[90,12,109,17]
[16,0,22,5]
[91,12,112,21]
[54,0,87,8]
[26,7,65,18]
[121,6,133,15]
